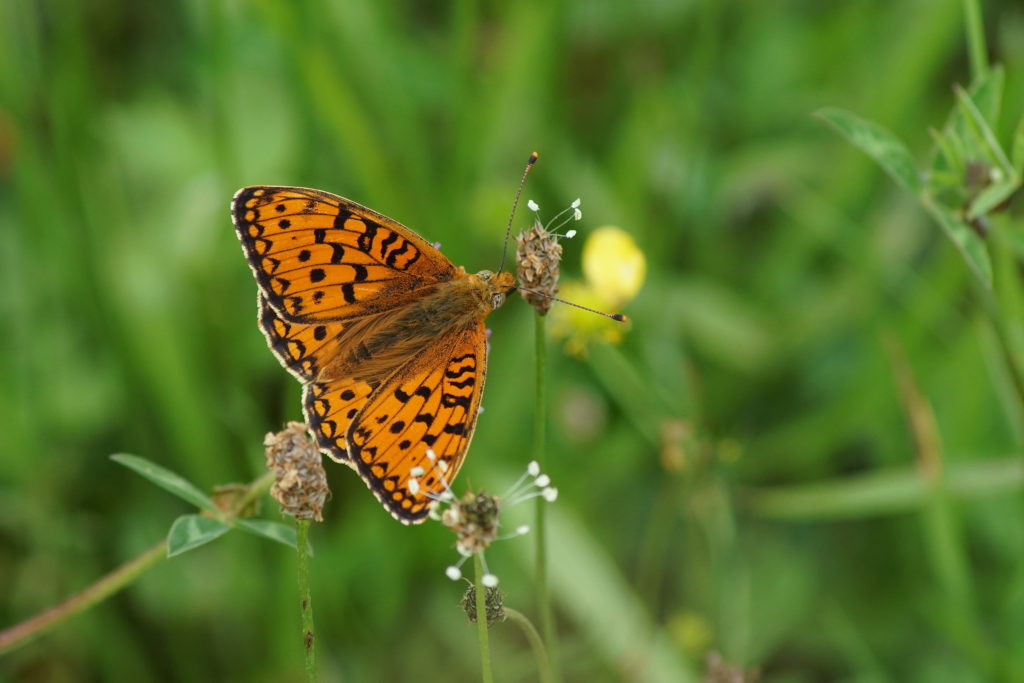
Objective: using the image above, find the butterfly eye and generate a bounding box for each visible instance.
[479,271,492,281]
[491,293,505,309]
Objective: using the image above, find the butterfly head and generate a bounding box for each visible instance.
[474,270,516,311]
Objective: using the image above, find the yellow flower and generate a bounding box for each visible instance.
[583,227,646,306]
[551,226,645,357]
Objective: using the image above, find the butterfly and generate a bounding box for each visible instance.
[232,186,515,524]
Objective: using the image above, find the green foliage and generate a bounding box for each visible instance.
[4,0,1024,681]
[113,453,293,555]
[167,515,231,557]
[111,453,219,515]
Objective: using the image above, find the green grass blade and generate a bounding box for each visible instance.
[745,456,1023,521]
[531,508,696,682]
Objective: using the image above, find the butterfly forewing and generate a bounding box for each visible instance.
[233,186,456,322]
[258,294,346,382]
[348,321,488,523]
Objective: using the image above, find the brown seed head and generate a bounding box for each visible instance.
[264,421,329,522]
[515,221,562,314]
[460,582,506,627]
[442,490,501,555]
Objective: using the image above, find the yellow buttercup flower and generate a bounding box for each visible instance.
[551,226,645,357]
[582,226,646,306]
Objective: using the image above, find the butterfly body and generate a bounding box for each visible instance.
[318,268,513,386]
[233,186,514,523]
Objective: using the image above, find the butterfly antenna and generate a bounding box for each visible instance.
[498,151,539,274]
[515,285,628,322]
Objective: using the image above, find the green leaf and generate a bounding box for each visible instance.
[167,514,231,557]
[922,201,992,288]
[968,179,1018,220]
[236,519,301,550]
[111,454,218,514]
[954,85,1014,177]
[929,126,965,180]
[966,64,1004,124]
[816,107,921,194]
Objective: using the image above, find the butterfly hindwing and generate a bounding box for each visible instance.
[232,186,457,323]
[347,320,488,524]
[303,378,376,464]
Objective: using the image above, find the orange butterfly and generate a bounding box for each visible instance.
[232,185,515,523]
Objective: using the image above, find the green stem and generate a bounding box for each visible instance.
[474,555,494,683]
[0,539,166,653]
[533,313,561,681]
[505,608,553,683]
[0,472,276,654]
[990,315,1024,417]
[295,519,317,683]
[962,0,987,83]
[983,234,1024,419]
[235,471,276,516]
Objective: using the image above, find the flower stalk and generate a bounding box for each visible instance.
[534,312,560,681]
[506,608,554,683]
[474,555,494,683]
[296,519,317,683]
[0,471,276,654]
[264,422,328,682]
[0,539,167,653]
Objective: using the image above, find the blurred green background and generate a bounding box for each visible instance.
[4,0,1024,681]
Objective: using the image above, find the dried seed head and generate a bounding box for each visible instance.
[210,483,260,517]
[516,221,562,315]
[442,490,501,556]
[460,582,506,627]
[264,422,329,522]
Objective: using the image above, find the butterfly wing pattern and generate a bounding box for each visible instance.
[234,186,455,320]
[233,186,503,523]
[345,320,487,520]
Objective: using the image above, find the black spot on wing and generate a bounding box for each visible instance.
[379,230,398,258]
[341,283,357,304]
[441,394,471,409]
[357,223,379,253]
